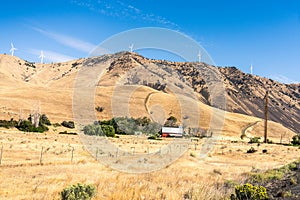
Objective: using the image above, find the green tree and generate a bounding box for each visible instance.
[164,116,178,127]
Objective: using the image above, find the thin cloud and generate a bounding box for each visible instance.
[28,49,75,63]
[32,27,96,53]
[269,74,298,84]
[71,0,179,29]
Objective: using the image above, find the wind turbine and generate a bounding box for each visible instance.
[39,50,45,64]
[197,50,201,62]
[250,63,253,75]
[10,43,17,56]
[129,44,134,52]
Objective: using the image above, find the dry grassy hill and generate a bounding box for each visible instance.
[0,52,299,199]
[0,52,298,139]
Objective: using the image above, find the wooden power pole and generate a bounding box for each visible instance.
[264,91,269,143]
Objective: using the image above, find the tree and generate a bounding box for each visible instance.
[164,116,178,127]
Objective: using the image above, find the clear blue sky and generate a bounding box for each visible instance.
[0,0,299,83]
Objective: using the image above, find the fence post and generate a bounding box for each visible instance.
[71,147,74,163]
[131,147,135,155]
[95,148,98,161]
[115,148,118,158]
[40,147,43,165]
[0,145,3,165]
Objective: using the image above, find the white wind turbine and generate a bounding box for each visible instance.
[129,44,134,52]
[250,63,253,75]
[197,50,202,62]
[39,50,45,64]
[10,43,17,56]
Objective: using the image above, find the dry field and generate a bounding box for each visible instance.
[0,126,299,200]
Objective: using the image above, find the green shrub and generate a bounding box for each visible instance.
[61,121,75,129]
[53,123,62,127]
[100,125,115,137]
[61,183,96,200]
[83,124,115,137]
[16,120,48,133]
[0,119,17,129]
[291,135,300,146]
[249,137,261,144]
[83,124,103,136]
[40,114,51,125]
[230,183,268,200]
[164,116,178,127]
[147,133,161,140]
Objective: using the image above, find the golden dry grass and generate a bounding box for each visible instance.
[0,127,299,199]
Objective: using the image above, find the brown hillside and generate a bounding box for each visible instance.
[0,52,298,139]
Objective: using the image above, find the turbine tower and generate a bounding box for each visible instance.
[250,64,253,75]
[10,43,17,56]
[39,50,45,64]
[129,44,134,53]
[197,50,201,62]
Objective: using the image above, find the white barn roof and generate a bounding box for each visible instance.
[162,126,183,134]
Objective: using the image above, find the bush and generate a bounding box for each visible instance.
[100,125,115,137]
[147,133,161,140]
[61,121,75,129]
[247,147,257,153]
[0,119,17,129]
[291,135,300,146]
[83,124,115,137]
[16,120,48,133]
[59,131,77,135]
[40,114,51,125]
[164,116,178,127]
[95,106,104,112]
[230,183,268,200]
[83,124,103,136]
[249,137,261,144]
[61,183,96,200]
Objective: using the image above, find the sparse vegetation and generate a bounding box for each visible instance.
[15,114,50,133]
[16,120,49,133]
[247,147,257,153]
[39,114,51,125]
[61,121,75,129]
[95,106,104,112]
[59,131,77,135]
[0,118,17,129]
[60,183,96,200]
[230,183,268,200]
[291,135,300,146]
[147,133,162,140]
[249,137,261,144]
[250,160,299,184]
[91,117,161,135]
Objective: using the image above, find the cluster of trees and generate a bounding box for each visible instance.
[0,114,51,133]
[83,116,162,137]
[0,114,76,133]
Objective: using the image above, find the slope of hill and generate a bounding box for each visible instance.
[96,52,299,133]
[0,52,298,138]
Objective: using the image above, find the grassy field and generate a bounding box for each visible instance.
[0,127,299,199]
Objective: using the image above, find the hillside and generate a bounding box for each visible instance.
[0,52,299,199]
[92,52,299,132]
[0,52,298,137]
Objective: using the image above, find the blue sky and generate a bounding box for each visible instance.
[0,0,299,83]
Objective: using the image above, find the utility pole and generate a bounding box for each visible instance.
[264,91,269,143]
